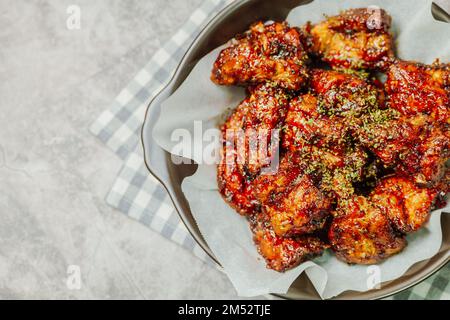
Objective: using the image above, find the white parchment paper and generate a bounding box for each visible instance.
[153,0,450,298]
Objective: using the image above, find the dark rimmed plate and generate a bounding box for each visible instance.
[141,0,449,299]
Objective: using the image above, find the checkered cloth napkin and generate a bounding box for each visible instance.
[90,0,449,300]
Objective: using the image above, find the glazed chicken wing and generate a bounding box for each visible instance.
[310,69,384,116]
[317,146,370,200]
[211,21,310,90]
[354,110,448,186]
[385,60,450,125]
[383,61,450,184]
[353,109,422,166]
[224,84,289,178]
[371,176,438,233]
[217,146,258,215]
[250,212,328,272]
[329,196,406,264]
[309,8,394,70]
[217,84,290,214]
[400,125,449,186]
[283,143,369,201]
[282,89,370,200]
[252,151,304,204]
[282,94,349,152]
[253,151,332,237]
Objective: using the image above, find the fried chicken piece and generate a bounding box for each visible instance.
[217,84,290,214]
[385,60,450,125]
[252,151,305,204]
[354,109,449,186]
[282,91,370,199]
[217,147,258,215]
[223,84,289,178]
[310,69,384,116]
[211,21,309,90]
[399,125,449,186]
[309,8,394,70]
[282,94,349,152]
[317,145,370,200]
[265,174,332,237]
[253,151,332,237]
[384,61,450,183]
[329,196,406,264]
[353,109,423,166]
[371,176,438,233]
[250,212,328,272]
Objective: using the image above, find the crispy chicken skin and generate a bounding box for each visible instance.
[371,176,438,233]
[399,125,449,186]
[310,69,384,116]
[252,151,304,204]
[211,21,310,90]
[253,151,332,237]
[217,146,258,215]
[221,83,289,178]
[353,109,421,166]
[329,196,407,264]
[383,60,449,185]
[385,60,450,125]
[250,212,328,271]
[283,94,349,152]
[309,8,394,70]
[282,75,375,200]
[385,61,450,186]
[354,108,449,186]
[316,146,370,200]
[217,84,289,214]
[265,174,332,237]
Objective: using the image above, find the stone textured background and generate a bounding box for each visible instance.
[0,0,249,299]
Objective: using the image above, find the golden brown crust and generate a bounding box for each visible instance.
[250,212,328,271]
[265,173,332,237]
[371,176,438,233]
[231,84,290,178]
[309,8,394,70]
[211,21,310,90]
[329,196,406,264]
[353,110,448,187]
[310,69,385,116]
[282,85,371,201]
[399,125,449,186]
[282,94,349,152]
[253,151,333,237]
[353,109,420,166]
[385,60,450,125]
[217,159,257,216]
[383,61,449,186]
[217,84,289,215]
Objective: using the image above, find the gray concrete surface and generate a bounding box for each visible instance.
[0,0,247,299]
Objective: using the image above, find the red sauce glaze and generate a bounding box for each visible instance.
[385,60,450,125]
[371,176,439,233]
[309,8,395,70]
[250,212,328,271]
[212,11,449,271]
[211,21,310,90]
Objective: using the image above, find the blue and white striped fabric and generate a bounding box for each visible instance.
[90,0,449,299]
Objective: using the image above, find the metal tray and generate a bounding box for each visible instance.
[142,0,449,299]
